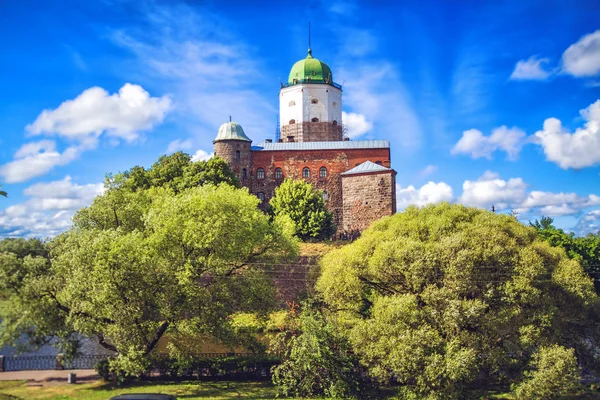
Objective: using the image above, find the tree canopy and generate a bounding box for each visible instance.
[269,178,334,241]
[316,203,599,398]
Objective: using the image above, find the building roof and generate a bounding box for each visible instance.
[288,49,333,85]
[252,140,390,151]
[214,121,251,142]
[341,160,392,176]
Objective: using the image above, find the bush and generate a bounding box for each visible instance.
[95,359,111,381]
[513,345,580,399]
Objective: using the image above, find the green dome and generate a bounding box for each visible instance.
[214,121,251,142]
[288,49,333,84]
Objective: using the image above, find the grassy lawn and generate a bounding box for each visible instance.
[0,380,281,400]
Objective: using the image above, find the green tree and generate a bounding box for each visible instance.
[271,302,361,399]
[0,185,297,376]
[513,345,580,400]
[531,216,600,295]
[269,178,334,241]
[317,203,599,398]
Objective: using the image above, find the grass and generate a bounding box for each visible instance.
[0,380,281,400]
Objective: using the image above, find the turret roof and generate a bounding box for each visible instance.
[213,121,251,143]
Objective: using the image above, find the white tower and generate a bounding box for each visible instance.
[279,48,343,142]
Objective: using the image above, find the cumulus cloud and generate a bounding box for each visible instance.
[534,99,600,169]
[397,181,454,210]
[459,171,528,210]
[562,30,600,77]
[576,209,600,235]
[342,111,372,138]
[0,140,81,183]
[0,176,103,238]
[27,83,172,143]
[451,126,526,160]
[191,149,212,162]
[510,56,552,80]
[167,139,193,154]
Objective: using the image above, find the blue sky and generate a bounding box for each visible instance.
[1,0,599,238]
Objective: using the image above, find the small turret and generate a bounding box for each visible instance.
[213,121,252,182]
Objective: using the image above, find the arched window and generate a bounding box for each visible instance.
[242,168,247,179]
[311,99,318,104]
[236,150,241,160]
[332,102,337,107]
[375,161,383,165]
[257,192,265,202]
[332,120,338,126]
[302,167,310,179]
[289,119,296,125]
[311,117,319,122]
[289,100,296,107]
[319,166,327,178]
[322,190,328,202]
[275,168,283,179]
[257,168,265,179]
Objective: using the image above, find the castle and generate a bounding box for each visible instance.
[213,48,397,232]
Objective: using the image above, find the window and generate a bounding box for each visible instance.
[311,117,319,122]
[302,167,310,179]
[319,167,327,178]
[289,119,295,125]
[236,150,240,160]
[375,161,383,165]
[242,168,247,179]
[275,168,283,179]
[257,192,265,202]
[257,168,265,179]
[332,120,338,126]
[332,102,337,107]
[322,190,328,202]
[311,99,318,104]
[289,100,296,107]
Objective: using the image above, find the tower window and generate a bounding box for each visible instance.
[311,117,319,122]
[257,192,265,202]
[311,99,318,104]
[319,167,328,178]
[289,119,295,125]
[242,168,247,179]
[322,190,328,202]
[289,100,296,107]
[236,150,241,160]
[332,120,338,126]
[275,168,283,179]
[375,161,383,165]
[333,102,337,107]
[257,168,265,179]
[302,167,310,179]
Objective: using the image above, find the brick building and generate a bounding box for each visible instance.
[214,48,396,232]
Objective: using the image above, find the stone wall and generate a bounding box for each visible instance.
[280,121,343,142]
[213,140,252,182]
[341,170,396,232]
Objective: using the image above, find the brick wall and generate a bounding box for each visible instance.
[247,147,391,229]
[280,122,343,142]
[341,170,396,231]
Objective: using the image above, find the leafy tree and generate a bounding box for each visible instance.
[0,185,297,376]
[271,302,362,399]
[513,345,580,400]
[531,216,600,294]
[112,152,238,194]
[317,203,599,398]
[269,178,334,241]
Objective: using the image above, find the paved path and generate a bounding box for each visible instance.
[0,369,99,384]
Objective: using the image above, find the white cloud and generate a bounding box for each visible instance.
[342,111,372,138]
[451,126,526,160]
[191,149,212,162]
[562,30,600,77]
[510,56,552,80]
[167,139,193,154]
[0,140,81,183]
[419,165,438,177]
[27,83,172,143]
[397,181,453,210]
[0,176,104,238]
[534,99,600,169]
[459,171,528,210]
[576,209,600,235]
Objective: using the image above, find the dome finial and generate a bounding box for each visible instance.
[307,22,313,58]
